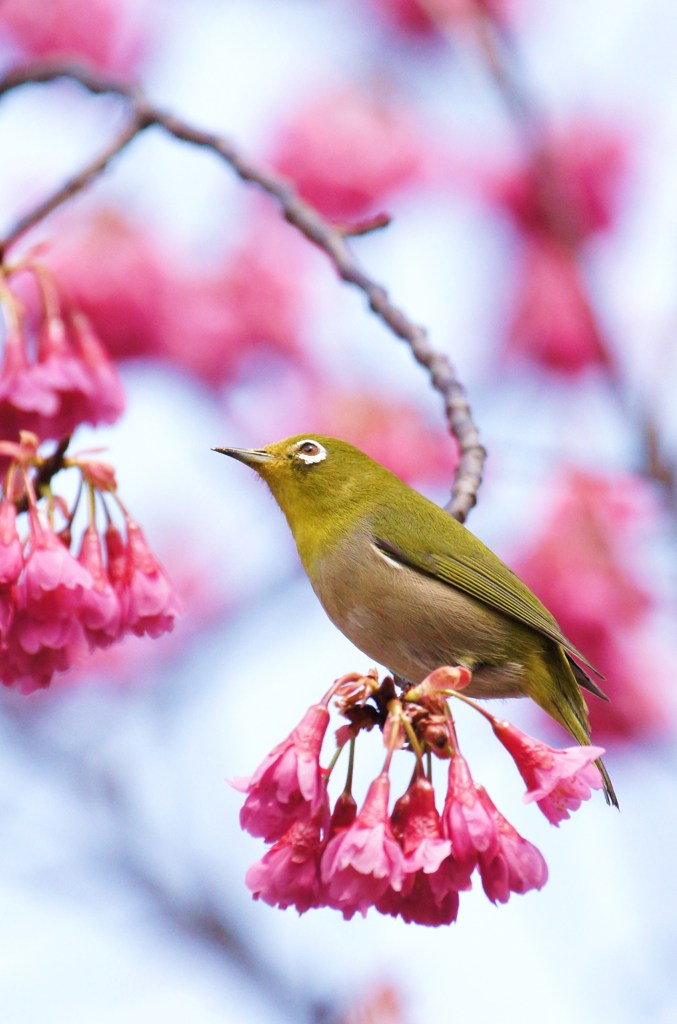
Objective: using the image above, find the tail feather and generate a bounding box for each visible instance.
[527,647,619,810]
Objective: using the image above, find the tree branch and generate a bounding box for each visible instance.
[0,114,149,260]
[0,62,486,522]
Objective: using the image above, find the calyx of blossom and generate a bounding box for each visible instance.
[491,718,605,825]
[406,664,472,702]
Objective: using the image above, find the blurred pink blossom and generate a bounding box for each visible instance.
[505,235,611,374]
[271,87,427,219]
[159,217,308,387]
[514,469,669,743]
[47,209,307,386]
[45,210,172,362]
[491,123,627,244]
[0,0,151,76]
[367,0,512,37]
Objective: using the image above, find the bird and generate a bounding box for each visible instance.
[215,433,617,808]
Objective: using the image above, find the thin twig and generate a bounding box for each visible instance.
[0,114,148,259]
[13,434,71,513]
[0,62,486,521]
[461,4,677,508]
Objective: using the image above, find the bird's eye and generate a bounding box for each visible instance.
[294,439,327,465]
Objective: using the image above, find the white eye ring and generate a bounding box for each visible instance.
[295,439,327,465]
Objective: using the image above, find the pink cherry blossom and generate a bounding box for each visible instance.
[476,788,548,903]
[77,525,121,648]
[0,280,125,441]
[491,122,627,243]
[245,808,327,914]
[120,518,181,639]
[368,0,511,37]
[491,719,605,825]
[505,235,610,375]
[377,867,460,926]
[0,500,23,585]
[440,752,497,884]
[0,316,59,440]
[321,773,406,919]
[0,0,150,76]
[271,88,425,220]
[43,208,172,361]
[514,469,667,742]
[377,777,461,926]
[22,515,93,616]
[235,703,330,842]
[0,515,92,689]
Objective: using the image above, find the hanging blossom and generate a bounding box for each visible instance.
[485,120,628,375]
[0,448,180,694]
[236,665,606,926]
[0,260,125,442]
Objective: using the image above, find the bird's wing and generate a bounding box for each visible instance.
[372,527,605,684]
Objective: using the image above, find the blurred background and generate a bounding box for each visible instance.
[0,0,676,1021]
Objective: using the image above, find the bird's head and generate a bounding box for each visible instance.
[214,434,391,539]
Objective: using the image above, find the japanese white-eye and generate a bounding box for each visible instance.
[216,434,617,807]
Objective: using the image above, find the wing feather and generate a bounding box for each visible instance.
[373,535,605,682]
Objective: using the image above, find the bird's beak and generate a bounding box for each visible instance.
[213,446,274,465]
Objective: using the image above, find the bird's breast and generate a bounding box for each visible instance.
[307,525,529,695]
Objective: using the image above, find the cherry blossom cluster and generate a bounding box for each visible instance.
[0,260,125,442]
[489,122,627,374]
[0,432,180,693]
[235,666,605,926]
[514,469,668,743]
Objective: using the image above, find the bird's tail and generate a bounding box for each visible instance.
[527,647,619,810]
